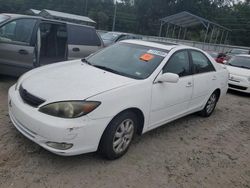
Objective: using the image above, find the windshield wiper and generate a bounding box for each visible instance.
[228,63,240,67]
[93,65,125,76]
[228,63,250,69]
[81,58,92,65]
[239,66,250,69]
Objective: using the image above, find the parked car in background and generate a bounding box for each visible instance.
[101,31,142,47]
[226,55,250,93]
[206,51,226,64]
[9,40,228,159]
[0,14,103,76]
[225,48,250,62]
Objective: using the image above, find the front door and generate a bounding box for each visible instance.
[149,50,193,128]
[0,18,37,76]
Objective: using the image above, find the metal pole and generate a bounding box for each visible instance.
[224,31,229,44]
[112,1,117,31]
[203,23,210,44]
[220,30,225,44]
[172,25,176,38]
[166,24,170,38]
[209,26,215,44]
[85,0,88,16]
[183,28,187,40]
[178,27,181,39]
[215,29,220,44]
[159,21,163,37]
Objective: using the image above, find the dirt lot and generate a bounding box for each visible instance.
[0,75,249,188]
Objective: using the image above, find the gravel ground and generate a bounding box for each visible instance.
[0,75,249,188]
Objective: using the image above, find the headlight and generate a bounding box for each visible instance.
[39,101,101,118]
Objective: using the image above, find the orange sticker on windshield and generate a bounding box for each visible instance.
[140,53,154,62]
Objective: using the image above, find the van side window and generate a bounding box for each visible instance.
[67,25,101,46]
[190,50,215,74]
[0,19,36,44]
[163,50,191,77]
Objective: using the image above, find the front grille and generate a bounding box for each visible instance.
[19,85,46,107]
[229,84,247,91]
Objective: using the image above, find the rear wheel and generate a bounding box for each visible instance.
[199,92,218,117]
[99,111,137,160]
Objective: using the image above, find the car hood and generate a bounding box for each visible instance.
[226,65,250,77]
[21,61,135,102]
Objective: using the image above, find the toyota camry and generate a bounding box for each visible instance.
[8,40,229,159]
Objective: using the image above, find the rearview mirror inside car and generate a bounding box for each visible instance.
[155,73,179,83]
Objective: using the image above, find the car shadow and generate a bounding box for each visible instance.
[227,89,250,98]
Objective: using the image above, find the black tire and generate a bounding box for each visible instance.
[99,111,138,160]
[199,91,219,117]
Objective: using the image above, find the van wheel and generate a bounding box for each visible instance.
[199,92,218,117]
[99,111,137,160]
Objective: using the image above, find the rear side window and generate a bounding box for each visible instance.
[67,24,101,46]
[190,50,215,74]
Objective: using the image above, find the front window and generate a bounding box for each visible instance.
[0,19,36,44]
[0,15,9,24]
[87,43,168,79]
[228,56,250,69]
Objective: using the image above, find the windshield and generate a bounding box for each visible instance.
[101,32,120,41]
[230,49,249,55]
[0,15,9,24]
[87,43,168,79]
[228,56,250,69]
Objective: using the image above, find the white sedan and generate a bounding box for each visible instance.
[8,40,228,159]
[226,55,250,93]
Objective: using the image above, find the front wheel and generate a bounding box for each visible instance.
[199,92,219,117]
[99,111,138,160]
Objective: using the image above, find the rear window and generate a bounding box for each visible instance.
[67,24,101,46]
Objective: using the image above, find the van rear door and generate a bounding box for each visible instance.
[0,18,37,76]
[67,24,103,59]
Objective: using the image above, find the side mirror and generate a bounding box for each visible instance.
[155,73,179,83]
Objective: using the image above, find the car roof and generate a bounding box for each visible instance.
[3,13,41,19]
[1,13,95,29]
[121,40,178,51]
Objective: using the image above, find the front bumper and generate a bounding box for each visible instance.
[228,75,250,94]
[8,86,112,156]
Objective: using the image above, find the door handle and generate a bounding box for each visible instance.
[18,49,28,55]
[212,76,217,80]
[186,82,193,87]
[72,47,80,52]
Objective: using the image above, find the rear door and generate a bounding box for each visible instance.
[67,24,103,59]
[0,18,37,76]
[188,50,217,110]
